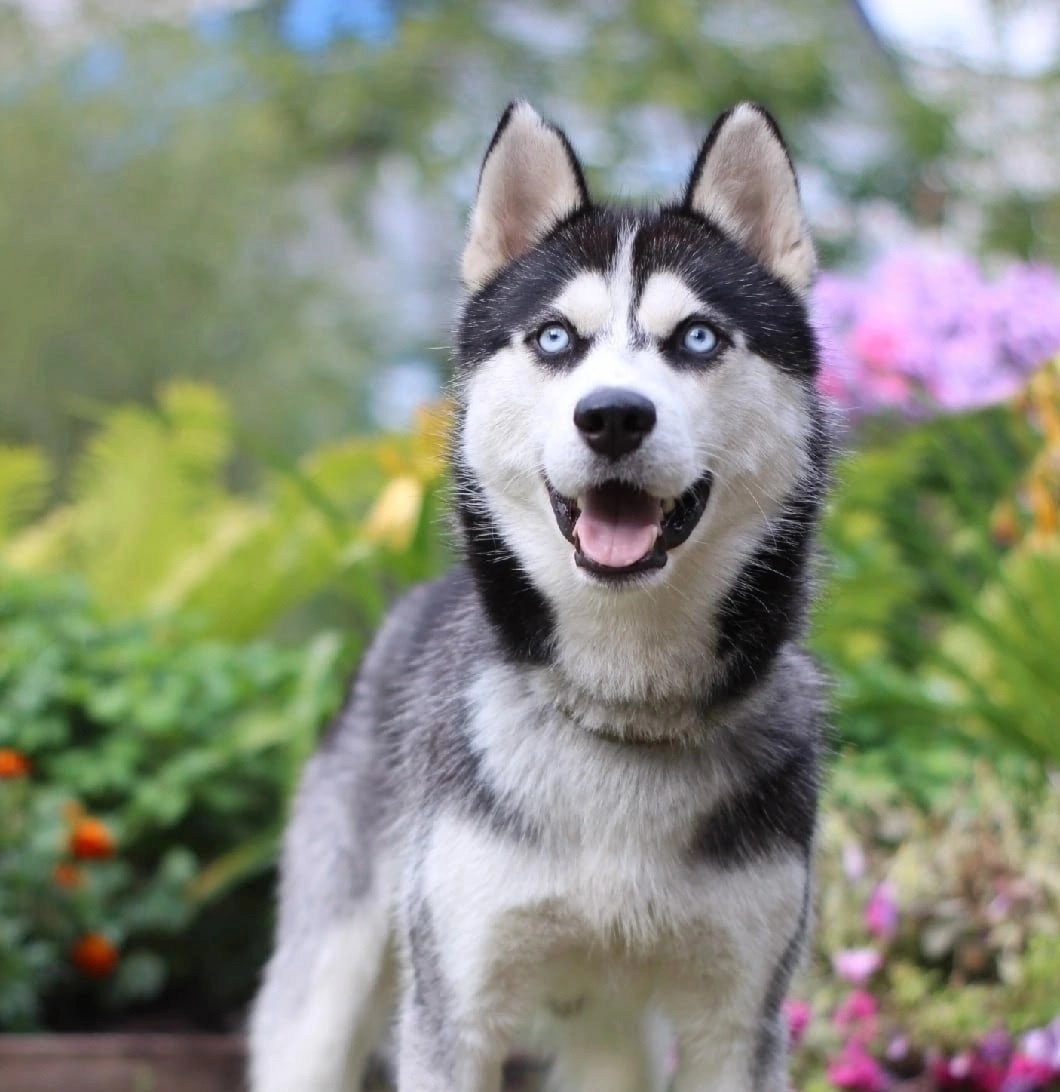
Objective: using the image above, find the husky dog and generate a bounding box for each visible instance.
[249,101,831,1092]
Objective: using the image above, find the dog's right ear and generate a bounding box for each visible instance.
[462,102,589,292]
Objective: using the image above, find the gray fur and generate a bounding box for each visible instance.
[249,101,831,1092]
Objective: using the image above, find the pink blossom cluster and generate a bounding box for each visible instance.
[785,879,1060,1090]
[813,250,1060,418]
[930,1023,1060,1092]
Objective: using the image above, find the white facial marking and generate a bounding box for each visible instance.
[637,272,706,340]
[605,226,638,350]
[552,273,610,337]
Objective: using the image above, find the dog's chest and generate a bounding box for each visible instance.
[411,663,806,1021]
[441,665,731,939]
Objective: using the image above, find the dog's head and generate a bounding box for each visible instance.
[453,102,829,699]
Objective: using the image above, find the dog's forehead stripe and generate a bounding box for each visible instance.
[607,225,639,350]
[551,272,610,336]
[637,272,704,339]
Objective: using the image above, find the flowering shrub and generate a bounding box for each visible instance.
[789,764,1060,1091]
[0,385,450,1031]
[0,572,349,1029]
[814,250,1060,418]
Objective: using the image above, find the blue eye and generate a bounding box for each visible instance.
[537,323,572,355]
[682,322,720,356]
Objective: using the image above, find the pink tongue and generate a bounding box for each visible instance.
[574,483,660,568]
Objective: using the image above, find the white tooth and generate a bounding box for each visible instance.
[662,498,677,514]
[576,496,586,511]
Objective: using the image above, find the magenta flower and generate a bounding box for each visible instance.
[833,947,882,986]
[827,1041,890,1091]
[931,1049,1006,1091]
[834,989,879,1033]
[1002,1052,1054,1091]
[783,998,812,1048]
[865,882,899,940]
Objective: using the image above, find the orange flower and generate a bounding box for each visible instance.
[70,933,118,979]
[0,749,30,779]
[69,817,115,860]
[990,500,1020,547]
[53,863,83,890]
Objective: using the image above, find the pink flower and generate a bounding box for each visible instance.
[827,1041,890,1091]
[832,947,882,986]
[783,998,811,1048]
[865,882,899,940]
[1002,1052,1054,1091]
[850,320,904,372]
[834,989,879,1033]
[1018,1026,1060,1070]
[812,249,1060,421]
[842,840,866,882]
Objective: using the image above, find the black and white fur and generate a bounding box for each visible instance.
[249,101,832,1092]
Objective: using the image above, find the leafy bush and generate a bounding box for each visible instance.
[813,357,1060,796]
[0,571,350,1029]
[0,381,450,638]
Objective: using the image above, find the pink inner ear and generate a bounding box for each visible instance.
[684,105,813,292]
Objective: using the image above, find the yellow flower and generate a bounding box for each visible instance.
[364,475,425,550]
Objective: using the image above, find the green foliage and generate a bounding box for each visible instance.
[813,394,1060,799]
[0,570,350,1029]
[0,382,450,638]
[0,23,328,465]
[0,446,51,540]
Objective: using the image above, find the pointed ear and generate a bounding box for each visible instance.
[684,103,815,295]
[462,102,589,291]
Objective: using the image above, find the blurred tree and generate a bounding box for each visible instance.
[0,20,387,474]
[0,0,975,471]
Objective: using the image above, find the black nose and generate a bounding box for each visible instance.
[573,387,657,459]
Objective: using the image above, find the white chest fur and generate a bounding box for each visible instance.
[411,663,806,1041]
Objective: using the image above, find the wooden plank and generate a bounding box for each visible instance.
[0,1035,548,1091]
[0,1035,245,1092]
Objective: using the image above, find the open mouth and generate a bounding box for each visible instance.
[546,472,713,580]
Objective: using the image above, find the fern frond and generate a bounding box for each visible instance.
[0,446,52,544]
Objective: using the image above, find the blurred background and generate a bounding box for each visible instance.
[0,1,1058,1089]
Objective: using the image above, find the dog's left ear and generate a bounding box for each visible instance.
[684,103,815,295]
[462,102,589,292]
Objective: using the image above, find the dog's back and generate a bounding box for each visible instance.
[250,101,832,1092]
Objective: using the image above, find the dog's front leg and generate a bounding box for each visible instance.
[395,835,523,1092]
[665,857,811,1092]
[394,905,510,1092]
[395,993,505,1092]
